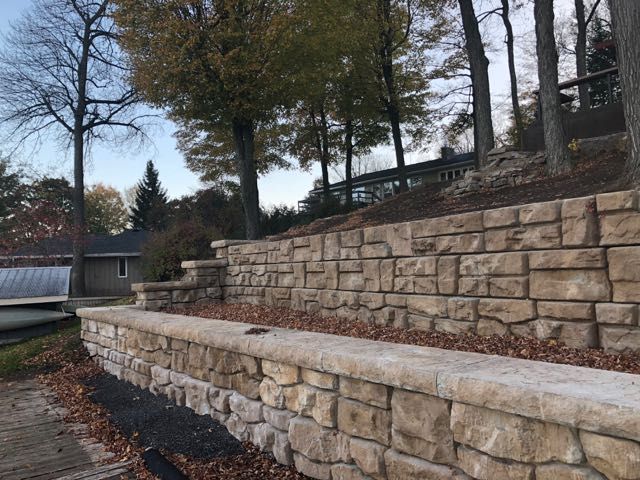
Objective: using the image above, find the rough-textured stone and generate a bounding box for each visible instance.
[289,416,350,463]
[447,297,479,321]
[477,319,509,336]
[580,431,640,480]
[391,389,455,463]
[485,224,562,251]
[412,212,484,238]
[562,196,599,247]
[406,296,448,317]
[229,392,263,423]
[437,256,459,294]
[596,190,638,212]
[434,318,476,335]
[293,453,331,480]
[451,403,583,464]
[536,464,606,480]
[395,257,437,276]
[184,378,210,415]
[519,201,560,225]
[595,303,638,325]
[530,270,611,301]
[599,326,640,353]
[435,234,484,254]
[600,212,640,245]
[489,276,528,298]
[301,369,338,390]
[529,249,606,269]
[384,449,470,480]
[263,405,297,431]
[338,398,391,446]
[330,464,369,480]
[311,388,339,428]
[350,437,387,480]
[608,247,640,301]
[483,207,519,229]
[339,378,390,409]
[457,446,534,480]
[537,301,595,321]
[458,277,489,296]
[478,298,536,323]
[226,413,249,441]
[460,252,529,276]
[259,377,286,408]
[273,429,294,465]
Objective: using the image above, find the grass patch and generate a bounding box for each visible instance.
[0,319,81,379]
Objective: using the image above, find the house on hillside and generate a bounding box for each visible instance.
[300,149,475,212]
[1,230,149,299]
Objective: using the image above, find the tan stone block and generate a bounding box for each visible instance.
[596,303,638,325]
[259,377,286,408]
[414,277,438,294]
[293,453,331,480]
[407,295,448,317]
[324,233,341,260]
[300,369,337,390]
[580,430,640,480]
[385,293,407,307]
[289,416,350,463]
[350,438,387,480]
[339,272,365,291]
[312,389,339,428]
[600,212,640,245]
[341,229,363,247]
[478,298,536,323]
[457,446,534,480]
[364,225,388,244]
[363,260,382,292]
[520,201,561,225]
[447,297,479,321]
[437,256,459,294]
[263,405,296,431]
[562,196,599,247]
[331,464,368,480]
[340,377,391,409]
[338,398,391,446]
[459,277,489,296]
[412,212,484,238]
[225,413,249,441]
[436,233,484,254]
[599,326,640,353]
[361,243,393,258]
[483,206,519,229]
[612,282,640,302]
[209,387,233,413]
[525,319,599,349]
[393,277,414,293]
[340,247,361,260]
[489,276,529,298]
[477,319,509,336]
[451,403,583,463]
[596,190,638,212]
[536,464,606,480]
[380,259,395,291]
[388,222,413,257]
[391,389,455,463]
[384,449,470,480]
[537,301,595,321]
[530,270,611,301]
[358,292,386,311]
[339,260,363,273]
[411,237,437,255]
[229,392,263,423]
[529,249,606,269]
[395,257,438,276]
[318,290,358,309]
[608,247,640,281]
[460,252,529,276]
[435,318,476,335]
[485,224,562,251]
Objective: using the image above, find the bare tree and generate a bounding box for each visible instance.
[575,0,603,110]
[0,0,147,295]
[534,0,573,174]
[458,0,495,168]
[500,0,524,146]
[609,0,640,183]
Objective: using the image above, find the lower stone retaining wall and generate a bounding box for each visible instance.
[79,307,640,480]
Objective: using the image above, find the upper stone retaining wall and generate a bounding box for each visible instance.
[79,306,640,480]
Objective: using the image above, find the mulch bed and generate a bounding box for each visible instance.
[169,303,640,375]
[35,332,306,479]
[275,155,627,239]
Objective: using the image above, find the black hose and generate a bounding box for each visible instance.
[142,448,188,480]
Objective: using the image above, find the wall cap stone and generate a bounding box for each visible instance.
[210,239,263,249]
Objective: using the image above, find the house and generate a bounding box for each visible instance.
[1,230,149,298]
[300,149,475,211]
[0,266,73,345]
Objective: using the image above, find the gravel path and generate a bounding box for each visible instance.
[169,303,640,375]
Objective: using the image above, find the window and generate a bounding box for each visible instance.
[118,257,128,278]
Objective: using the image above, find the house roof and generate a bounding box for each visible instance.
[9,230,150,259]
[0,266,71,306]
[311,152,475,193]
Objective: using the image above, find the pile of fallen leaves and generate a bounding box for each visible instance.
[171,303,640,375]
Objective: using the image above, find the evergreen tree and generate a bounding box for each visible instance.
[129,160,169,231]
[586,16,619,107]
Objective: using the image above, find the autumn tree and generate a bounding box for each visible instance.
[116,0,304,240]
[85,183,128,234]
[130,160,169,232]
[0,0,146,295]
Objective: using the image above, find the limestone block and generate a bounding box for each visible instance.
[437,256,459,294]
[407,295,448,318]
[598,190,638,212]
[339,260,363,272]
[311,389,339,428]
[489,276,529,298]
[411,238,437,255]
[611,282,640,303]
[380,259,395,291]
[384,449,470,480]
[273,429,294,465]
[301,369,338,390]
[324,233,341,261]
[459,277,489,296]
[412,212,484,238]
[387,222,413,257]
[293,247,312,263]
[293,263,306,288]
[341,229,363,248]
[183,378,211,415]
[306,272,328,289]
[229,392,263,423]
[483,206,519,229]
[447,297,479,321]
[530,270,611,301]
[207,348,260,377]
[340,247,361,260]
[358,292,386,311]
[362,261,382,292]
[529,249,606,270]
[562,196,599,247]
[595,303,638,325]
[350,437,387,480]
[262,360,300,385]
[361,243,393,258]
[407,314,434,331]
[171,288,207,304]
[263,405,297,431]
[289,416,351,463]
[436,234,485,254]
[600,212,640,245]
[537,301,595,321]
[519,201,561,225]
[457,446,534,480]
[536,464,606,480]
[260,377,286,408]
[339,377,391,409]
[318,290,358,309]
[485,224,562,251]
[226,413,249,441]
[209,386,233,413]
[414,277,438,294]
[338,398,392,446]
[478,298,536,323]
[460,252,528,276]
[518,319,599,349]
[331,464,369,480]
[284,384,316,416]
[249,422,277,452]
[435,318,476,335]
[364,225,388,244]
[608,247,640,301]
[580,431,640,480]
[391,389,455,463]
[393,277,414,293]
[450,403,583,464]
[293,453,331,480]
[211,372,261,400]
[395,257,438,276]
[477,319,509,336]
[599,326,640,353]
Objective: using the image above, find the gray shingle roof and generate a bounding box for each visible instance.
[0,267,71,302]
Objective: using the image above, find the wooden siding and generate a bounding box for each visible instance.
[83,257,143,297]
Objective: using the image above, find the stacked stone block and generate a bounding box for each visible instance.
[80,312,640,480]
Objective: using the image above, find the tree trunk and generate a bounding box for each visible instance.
[459,0,495,167]
[535,0,573,175]
[344,118,354,209]
[232,120,261,240]
[310,109,331,201]
[501,0,524,147]
[378,0,408,192]
[575,0,591,110]
[609,0,640,183]
[319,107,332,200]
[71,122,86,297]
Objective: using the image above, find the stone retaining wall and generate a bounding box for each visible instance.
[79,307,640,480]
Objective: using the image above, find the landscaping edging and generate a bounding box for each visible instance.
[79,306,640,480]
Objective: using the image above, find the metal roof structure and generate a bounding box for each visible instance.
[0,267,71,306]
